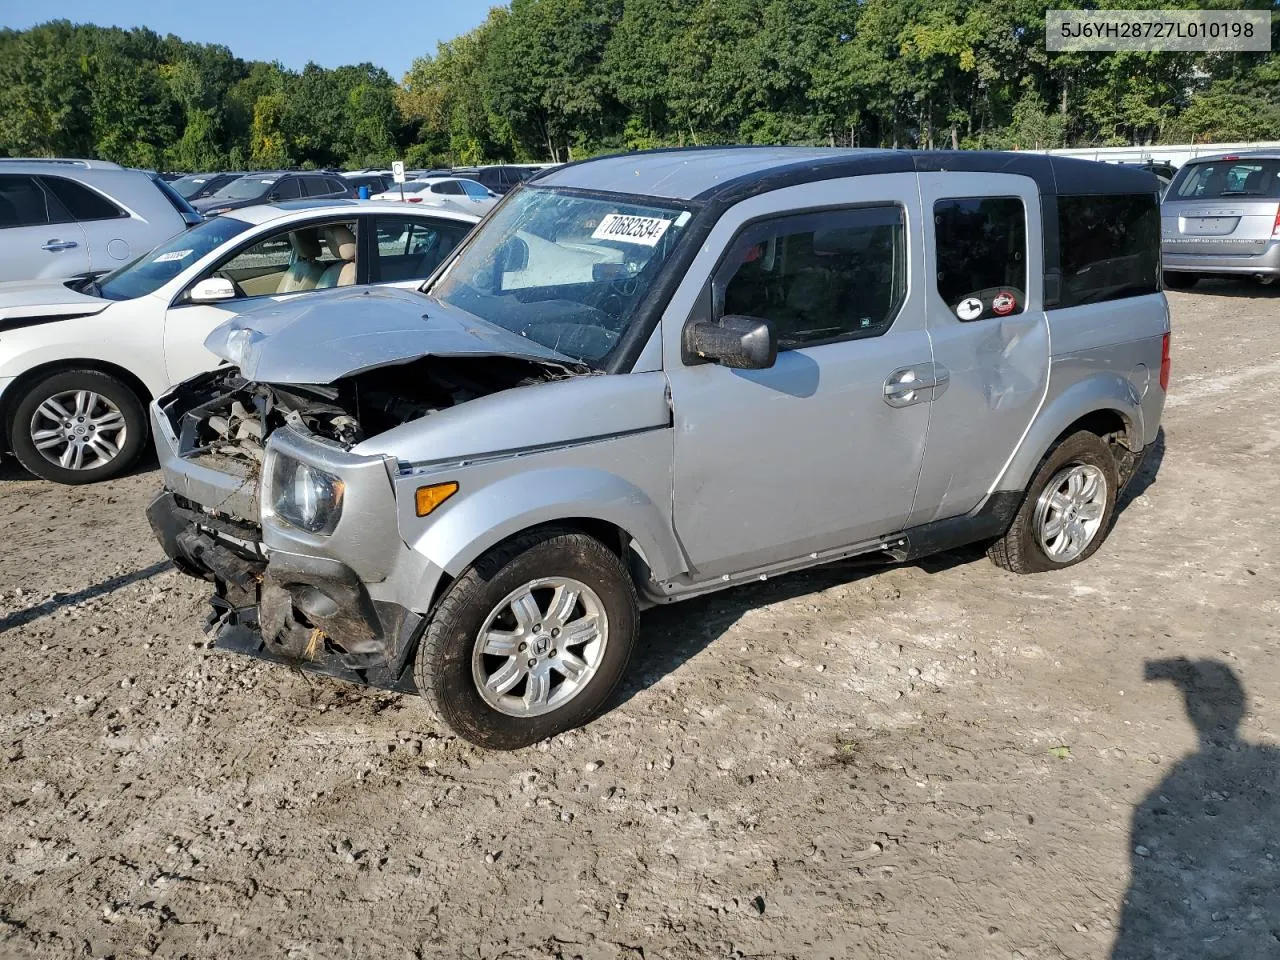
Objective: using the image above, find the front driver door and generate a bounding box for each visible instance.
[666,177,933,581]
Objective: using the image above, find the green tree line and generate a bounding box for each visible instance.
[2,2,1278,171]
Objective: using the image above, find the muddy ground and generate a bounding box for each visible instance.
[1,282,1278,960]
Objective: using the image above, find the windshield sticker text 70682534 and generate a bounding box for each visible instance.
[591,214,673,247]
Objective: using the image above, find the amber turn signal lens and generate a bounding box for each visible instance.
[415,481,459,517]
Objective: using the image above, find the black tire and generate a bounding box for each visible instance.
[414,526,638,750]
[8,369,147,484]
[988,430,1119,575]
[1163,271,1199,290]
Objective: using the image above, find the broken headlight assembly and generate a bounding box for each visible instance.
[265,450,345,535]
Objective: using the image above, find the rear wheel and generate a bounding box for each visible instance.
[1162,271,1199,290]
[988,431,1119,574]
[414,527,638,749]
[8,369,147,484]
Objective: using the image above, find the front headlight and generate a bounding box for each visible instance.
[267,452,345,535]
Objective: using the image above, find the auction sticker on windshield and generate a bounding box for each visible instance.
[592,213,673,247]
[154,250,194,263]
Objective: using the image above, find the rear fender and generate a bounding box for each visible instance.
[996,371,1143,495]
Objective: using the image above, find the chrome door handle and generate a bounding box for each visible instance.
[883,364,950,408]
[41,239,78,252]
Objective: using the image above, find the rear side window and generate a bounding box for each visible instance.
[41,176,125,221]
[934,197,1026,322]
[1057,194,1159,307]
[717,205,907,349]
[371,215,474,282]
[0,174,69,228]
[1170,159,1280,200]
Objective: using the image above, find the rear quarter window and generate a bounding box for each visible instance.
[40,176,125,222]
[1057,194,1159,307]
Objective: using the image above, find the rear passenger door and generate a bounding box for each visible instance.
[0,174,90,281]
[40,175,137,274]
[909,173,1050,526]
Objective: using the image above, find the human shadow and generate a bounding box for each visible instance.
[1112,658,1280,960]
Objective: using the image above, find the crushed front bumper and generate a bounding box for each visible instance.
[147,489,420,694]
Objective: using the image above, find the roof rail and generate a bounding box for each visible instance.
[0,158,124,170]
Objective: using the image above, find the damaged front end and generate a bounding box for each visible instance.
[149,350,578,693]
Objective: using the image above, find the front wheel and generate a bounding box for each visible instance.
[988,431,1119,574]
[414,527,638,749]
[8,369,147,484]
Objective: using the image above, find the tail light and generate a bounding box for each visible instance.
[1272,209,1280,238]
[1159,332,1171,392]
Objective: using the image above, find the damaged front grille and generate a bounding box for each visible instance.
[164,354,578,459]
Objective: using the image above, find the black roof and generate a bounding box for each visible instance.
[535,146,1162,202]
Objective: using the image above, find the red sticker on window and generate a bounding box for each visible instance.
[992,291,1017,316]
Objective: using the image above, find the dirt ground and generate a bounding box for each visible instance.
[1,281,1278,960]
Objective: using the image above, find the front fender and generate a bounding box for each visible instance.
[398,444,682,589]
[995,369,1144,495]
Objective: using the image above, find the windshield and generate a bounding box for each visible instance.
[1169,159,1280,200]
[96,216,253,301]
[211,176,276,201]
[386,181,432,194]
[172,175,216,199]
[429,188,692,366]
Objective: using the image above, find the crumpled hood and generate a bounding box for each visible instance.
[0,279,111,323]
[205,285,585,383]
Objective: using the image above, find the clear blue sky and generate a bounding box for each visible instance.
[1,0,499,80]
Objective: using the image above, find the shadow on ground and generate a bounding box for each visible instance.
[1178,278,1280,300]
[617,427,1166,708]
[0,448,159,483]
[0,559,172,634]
[1113,658,1280,959]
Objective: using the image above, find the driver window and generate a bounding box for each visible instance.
[205,220,359,298]
[718,205,907,350]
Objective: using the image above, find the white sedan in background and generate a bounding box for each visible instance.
[371,177,499,216]
[0,200,478,484]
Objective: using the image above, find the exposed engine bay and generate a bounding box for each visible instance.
[164,354,580,463]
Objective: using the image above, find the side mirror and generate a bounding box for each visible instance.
[268,192,281,202]
[189,277,236,303]
[684,314,777,370]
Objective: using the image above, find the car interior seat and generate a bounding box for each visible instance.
[316,225,357,288]
[276,229,324,293]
